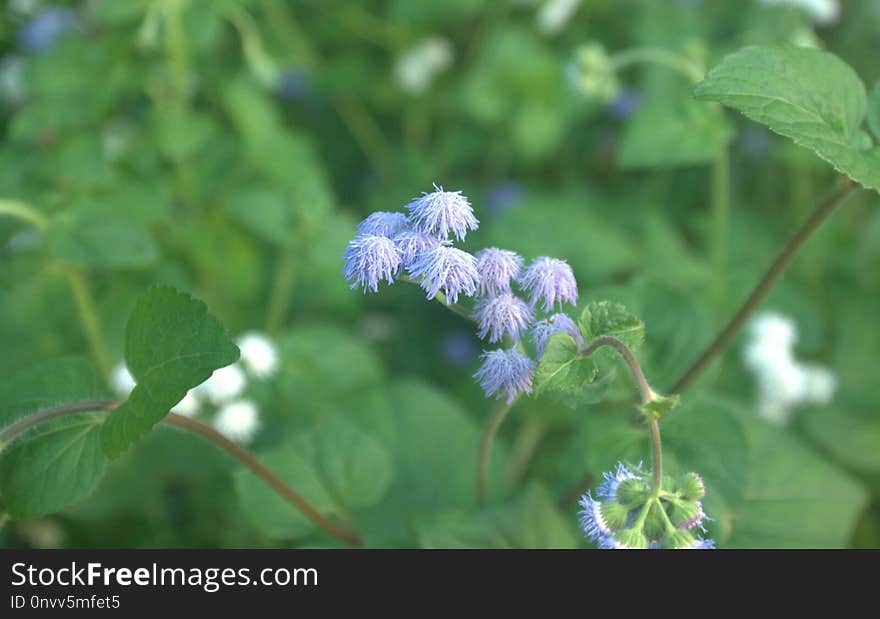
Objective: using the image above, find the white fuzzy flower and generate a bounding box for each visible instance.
[394,37,454,95]
[195,364,247,405]
[537,0,582,35]
[110,363,136,398]
[799,363,837,405]
[213,399,260,444]
[757,0,839,25]
[237,332,280,379]
[173,390,201,417]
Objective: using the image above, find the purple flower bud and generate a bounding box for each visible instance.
[405,184,479,241]
[473,347,535,404]
[408,245,479,304]
[472,293,533,343]
[519,257,578,311]
[475,247,523,296]
[531,313,583,357]
[357,211,409,237]
[343,234,402,293]
[393,228,442,269]
[597,462,642,502]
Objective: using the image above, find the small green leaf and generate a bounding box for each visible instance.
[578,300,645,352]
[639,393,681,420]
[0,414,106,518]
[619,97,733,169]
[868,81,880,143]
[533,333,598,402]
[694,45,880,193]
[100,286,240,458]
[46,208,158,269]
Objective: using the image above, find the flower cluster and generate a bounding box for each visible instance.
[742,312,837,426]
[110,331,280,444]
[579,463,715,550]
[344,185,583,404]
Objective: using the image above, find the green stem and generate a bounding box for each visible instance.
[669,180,856,394]
[0,401,363,547]
[477,399,516,506]
[649,419,663,495]
[64,269,112,379]
[711,146,730,301]
[609,47,704,83]
[0,199,49,231]
[265,243,299,334]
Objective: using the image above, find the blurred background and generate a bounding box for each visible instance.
[1,0,879,548]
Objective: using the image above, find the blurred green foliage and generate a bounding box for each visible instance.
[1,0,879,548]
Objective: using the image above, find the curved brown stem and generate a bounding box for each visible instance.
[669,181,856,394]
[0,400,363,547]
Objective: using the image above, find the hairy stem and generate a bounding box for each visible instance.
[0,401,363,547]
[64,269,112,379]
[610,47,704,83]
[649,419,663,494]
[669,180,856,394]
[477,399,516,506]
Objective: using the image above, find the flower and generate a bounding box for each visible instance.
[530,313,583,357]
[408,245,479,304]
[213,399,260,444]
[110,363,136,398]
[472,294,533,343]
[357,211,409,237]
[578,492,612,543]
[195,364,247,405]
[475,248,523,296]
[799,363,837,405]
[237,332,280,379]
[343,234,402,293]
[394,37,454,95]
[519,257,578,311]
[473,347,535,403]
[537,0,582,35]
[173,390,201,417]
[405,185,479,241]
[393,228,442,269]
[597,462,642,502]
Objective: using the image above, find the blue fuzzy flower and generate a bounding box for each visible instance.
[475,247,523,296]
[357,211,409,237]
[393,228,442,269]
[343,234,402,293]
[408,244,479,304]
[406,184,479,241]
[578,492,613,544]
[472,293,533,344]
[519,257,578,311]
[530,313,583,357]
[597,462,642,502]
[473,347,535,403]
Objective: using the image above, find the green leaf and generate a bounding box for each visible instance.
[726,418,867,548]
[308,416,393,510]
[235,448,336,540]
[694,45,880,193]
[416,485,578,549]
[619,97,733,168]
[639,393,680,420]
[868,81,880,143]
[0,357,106,427]
[0,414,106,519]
[578,300,645,352]
[100,286,240,458]
[46,208,158,269]
[800,408,880,474]
[533,333,598,401]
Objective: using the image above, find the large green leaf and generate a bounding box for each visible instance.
[100,286,240,458]
[800,408,880,474]
[727,418,867,548]
[694,45,880,193]
[0,413,106,519]
[619,97,733,168]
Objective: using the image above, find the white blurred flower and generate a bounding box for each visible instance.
[173,390,201,417]
[195,364,247,405]
[237,332,279,379]
[743,311,837,426]
[0,55,26,105]
[213,399,260,444]
[537,0,582,35]
[757,0,839,25]
[394,37,454,95]
[110,363,136,398]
